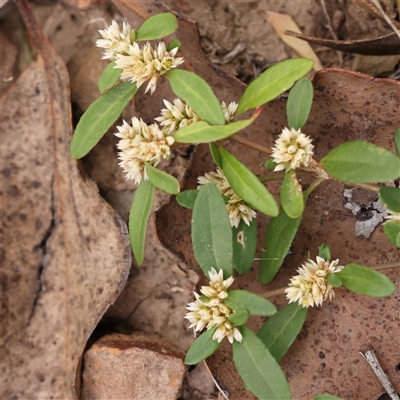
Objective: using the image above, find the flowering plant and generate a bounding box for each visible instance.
[70,13,400,400]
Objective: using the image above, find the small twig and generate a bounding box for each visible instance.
[263,287,287,299]
[359,350,400,400]
[370,0,400,39]
[319,0,343,66]
[202,361,230,400]
[230,135,272,155]
[370,261,400,270]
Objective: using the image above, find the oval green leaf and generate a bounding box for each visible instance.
[184,327,220,365]
[174,118,254,144]
[176,190,198,209]
[257,302,308,362]
[314,394,344,400]
[225,290,277,316]
[228,309,249,326]
[379,187,400,213]
[219,147,279,217]
[145,162,180,195]
[192,183,233,278]
[135,12,178,41]
[326,272,342,288]
[321,141,400,183]
[167,70,225,125]
[259,207,302,284]
[286,77,313,130]
[209,143,223,168]
[318,243,331,261]
[337,263,396,297]
[383,221,400,248]
[265,158,278,170]
[233,326,292,400]
[395,128,400,156]
[167,38,181,52]
[237,58,314,114]
[232,219,257,274]
[129,180,155,265]
[70,82,138,159]
[280,170,304,218]
[98,61,121,93]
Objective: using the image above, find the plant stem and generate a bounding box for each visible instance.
[230,135,272,155]
[259,173,286,182]
[263,287,287,299]
[303,178,323,201]
[370,261,400,270]
[350,182,381,193]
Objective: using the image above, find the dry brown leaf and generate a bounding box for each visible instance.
[285,30,400,55]
[151,12,400,397]
[266,11,323,71]
[1,1,131,398]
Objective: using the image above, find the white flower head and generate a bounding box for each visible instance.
[221,101,238,124]
[115,117,174,184]
[384,210,400,224]
[96,20,134,60]
[271,127,314,172]
[285,256,344,308]
[198,169,257,228]
[184,268,242,343]
[115,42,184,94]
[155,98,201,134]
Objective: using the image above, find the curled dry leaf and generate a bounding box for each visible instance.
[1,1,131,398]
[285,30,400,56]
[151,8,400,399]
[266,11,323,71]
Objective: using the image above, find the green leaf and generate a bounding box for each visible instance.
[233,326,292,400]
[379,187,400,213]
[314,394,344,400]
[259,207,302,284]
[321,141,400,183]
[145,162,179,195]
[286,78,313,130]
[209,143,223,168]
[337,263,396,297]
[265,159,277,170]
[237,58,314,114]
[228,309,249,326]
[167,39,181,52]
[70,82,138,159]
[185,327,221,365]
[257,302,308,362]
[318,243,331,261]
[280,170,304,218]
[326,273,342,288]
[192,184,233,278]
[219,147,279,217]
[225,290,277,316]
[395,128,400,156]
[384,221,400,248]
[136,12,178,41]
[232,219,257,274]
[129,180,155,265]
[176,190,198,209]
[98,61,122,93]
[167,70,225,125]
[174,119,254,144]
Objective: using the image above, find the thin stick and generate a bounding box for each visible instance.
[230,135,272,155]
[263,287,287,299]
[370,261,400,270]
[202,361,230,400]
[319,0,343,66]
[370,0,400,39]
[359,350,400,400]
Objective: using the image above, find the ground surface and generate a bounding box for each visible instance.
[1,1,399,399]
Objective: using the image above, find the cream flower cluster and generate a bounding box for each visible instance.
[115,117,174,184]
[198,168,257,228]
[96,21,184,94]
[271,127,314,172]
[285,256,344,308]
[155,98,201,134]
[185,268,242,343]
[221,101,238,123]
[96,20,134,60]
